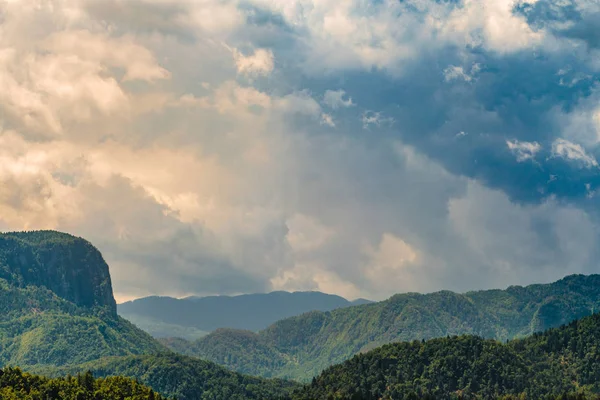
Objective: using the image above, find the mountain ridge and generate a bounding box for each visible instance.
[163,273,600,380]
[118,290,373,337]
[293,312,600,399]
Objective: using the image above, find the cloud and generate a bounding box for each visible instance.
[0,16,169,138]
[320,113,335,127]
[274,91,322,116]
[507,140,541,162]
[448,181,598,286]
[323,90,355,109]
[2,0,600,302]
[444,64,480,82]
[233,47,275,77]
[362,111,393,129]
[46,30,170,82]
[552,138,598,168]
[363,233,419,293]
[285,213,334,253]
[440,0,546,53]
[270,262,364,300]
[517,0,600,51]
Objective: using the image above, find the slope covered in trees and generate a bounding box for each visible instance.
[0,231,164,367]
[293,312,600,399]
[159,329,290,377]
[0,230,300,400]
[54,353,299,400]
[0,231,117,313]
[0,285,164,367]
[118,291,372,338]
[165,274,600,380]
[0,366,167,400]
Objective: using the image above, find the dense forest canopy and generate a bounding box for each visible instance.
[292,313,600,399]
[0,276,165,367]
[0,367,168,400]
[56,354,300,400]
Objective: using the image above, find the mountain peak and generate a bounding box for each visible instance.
[0,230,117,315]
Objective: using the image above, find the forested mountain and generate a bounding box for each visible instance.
[293,312,600,399]
[0,231,163,367]
[0,279,164,367]
[159,330,291,378]
[50,353,299,400]
[0,231,117,313]
[163,274,600,380]
[0,230,300,400]
[0,366,168,400]
[118,291,371,338]
[9,230,600,399]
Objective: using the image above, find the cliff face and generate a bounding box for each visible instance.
[0,230,117,315]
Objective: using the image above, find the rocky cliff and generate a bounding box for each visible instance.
[0,230,117,315]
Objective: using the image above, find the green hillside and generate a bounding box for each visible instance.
[0,230,300,400]
[0,366,168,400]
[166,274,600,380]
[159,329,291,377]
[53,353,299,400]
[0,231,163,367]
[0,231,117,313]
[292,312,600,399]
[0,284,164,367]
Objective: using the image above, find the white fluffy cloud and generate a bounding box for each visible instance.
[323,90,355,109]
[233,48,275,77]
[440,0,544,52]
[363,233,419,293]
[507,140,541,162]
[552,138,598,168]
[449,181,597,286]
[444,64,480,82]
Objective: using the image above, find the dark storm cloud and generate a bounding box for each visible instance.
[285,27,600,205]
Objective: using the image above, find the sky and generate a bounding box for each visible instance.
[1,0,600,302]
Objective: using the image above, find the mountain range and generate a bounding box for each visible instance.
[161,274,600,380]
[294,312,600,399]
[0,230,299,400]
[4,230,600,399]
[118,292,372,339]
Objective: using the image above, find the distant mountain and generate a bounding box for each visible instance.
[122,313,209,340]
[293,313,600,399]
[162,274,600,380]
[0,230,300,400]
[349,298,373,306]
[118,291,372,337]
